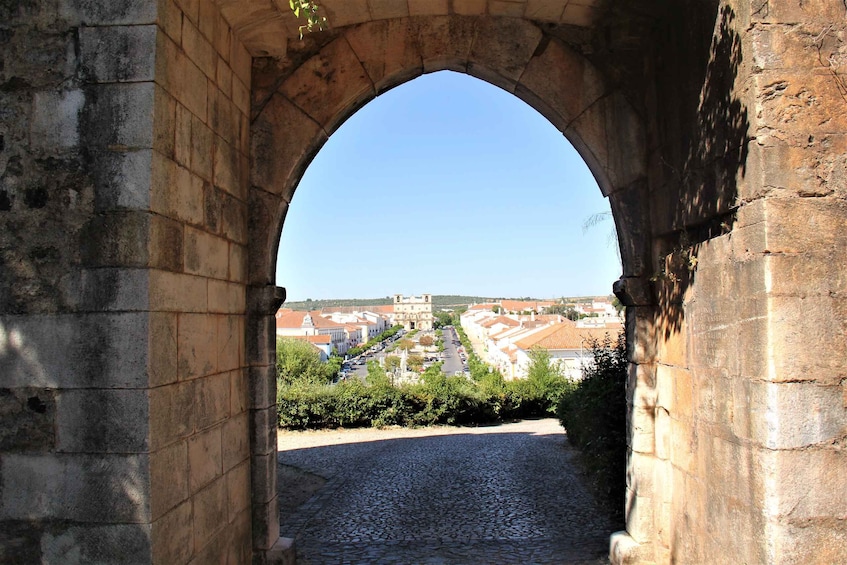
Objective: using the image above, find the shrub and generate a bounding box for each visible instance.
[277,360,571,430]
[276,337,336,386]
[276,326,584,433]
[556,332,627,521]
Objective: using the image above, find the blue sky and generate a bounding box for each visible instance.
[276,71,620,302]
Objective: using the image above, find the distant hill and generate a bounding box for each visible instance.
[283,295,501,311]
[283,294,611,311]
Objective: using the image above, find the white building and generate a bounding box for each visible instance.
[511,322,615,380]
[393,294,434,331]
[275,309,350,354]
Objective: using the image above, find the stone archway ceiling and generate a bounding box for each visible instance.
[212,0,597,57]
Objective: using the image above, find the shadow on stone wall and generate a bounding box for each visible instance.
[616,3,751,555]
[652,3,749,341]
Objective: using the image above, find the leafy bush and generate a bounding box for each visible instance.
[278,361,574,430]
[276,338,338,386]
[556,332,627,520]
[276,323,582,433]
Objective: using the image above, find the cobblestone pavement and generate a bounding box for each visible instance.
[278,419,616,564]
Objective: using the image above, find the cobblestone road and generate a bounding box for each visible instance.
[278,419,615,564]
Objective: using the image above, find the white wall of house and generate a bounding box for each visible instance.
[513,347,593,380]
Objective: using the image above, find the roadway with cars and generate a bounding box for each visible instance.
[340,332,403,380]
[440,326,466,375]
[342,327,467,381]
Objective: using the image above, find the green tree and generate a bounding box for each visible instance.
[397,339,414,351]
[407,354,424,372]
[556,332,627,519]
[276,338,334,386]
[546,303,580,321]
[433,311,452,328]
[611,296,624,315]
[384,355,401,373]
[526,347,563,385]
[366,359,391,387]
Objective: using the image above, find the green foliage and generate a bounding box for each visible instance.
[520,347,575,415]
[546,303,580,321]
[276,337,336,386]
[277,358,572,430]
[384,355,401,372]
[611,296,624,315]
[556,332,627,520]
[397,339,414,351]
[289,0,327,38]
[433,311,453,328]
[407,354,424,371]
[277,320,583,432]
[365,359,391,388]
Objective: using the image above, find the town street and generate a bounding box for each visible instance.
[440,325,465,375]
[278,419,614,564]
[346,327,466,380]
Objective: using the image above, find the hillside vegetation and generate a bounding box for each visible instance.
[284,294,607,311]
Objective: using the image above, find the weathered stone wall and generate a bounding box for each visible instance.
[0,1,255,562]
[147,1,254,563]
[622,0,847,563]
[725,1,846,561]
[0,2,155,562]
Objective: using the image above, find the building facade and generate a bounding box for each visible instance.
[393,294,434,331]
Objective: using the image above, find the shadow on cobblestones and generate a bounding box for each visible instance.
[278,420,617,564]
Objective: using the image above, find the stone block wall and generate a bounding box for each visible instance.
[146,1,254,562]
[0,1,255,562]
[1,2,153,562]
[631,1,847,563]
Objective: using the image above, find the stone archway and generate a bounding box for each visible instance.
[1,1,845,564]
[246,12,653,564]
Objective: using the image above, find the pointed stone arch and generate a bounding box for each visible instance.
[248,16,649,288]
[246,13,654,563]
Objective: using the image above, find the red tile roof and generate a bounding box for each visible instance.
[514,322,616,351]
[480,316,520,329]
[321,305,394,315]
[501,300,555,312]
[275,309,345,330]
[468,303,498,311]
[308,311,345,329]
[291,335,331,345]
[275,309,307,328]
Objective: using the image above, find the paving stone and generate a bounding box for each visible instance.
[278,419,614,564]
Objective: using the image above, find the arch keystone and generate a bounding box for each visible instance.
[345,19,424,94]
[467,17,544,93]
[413,15,478,73]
